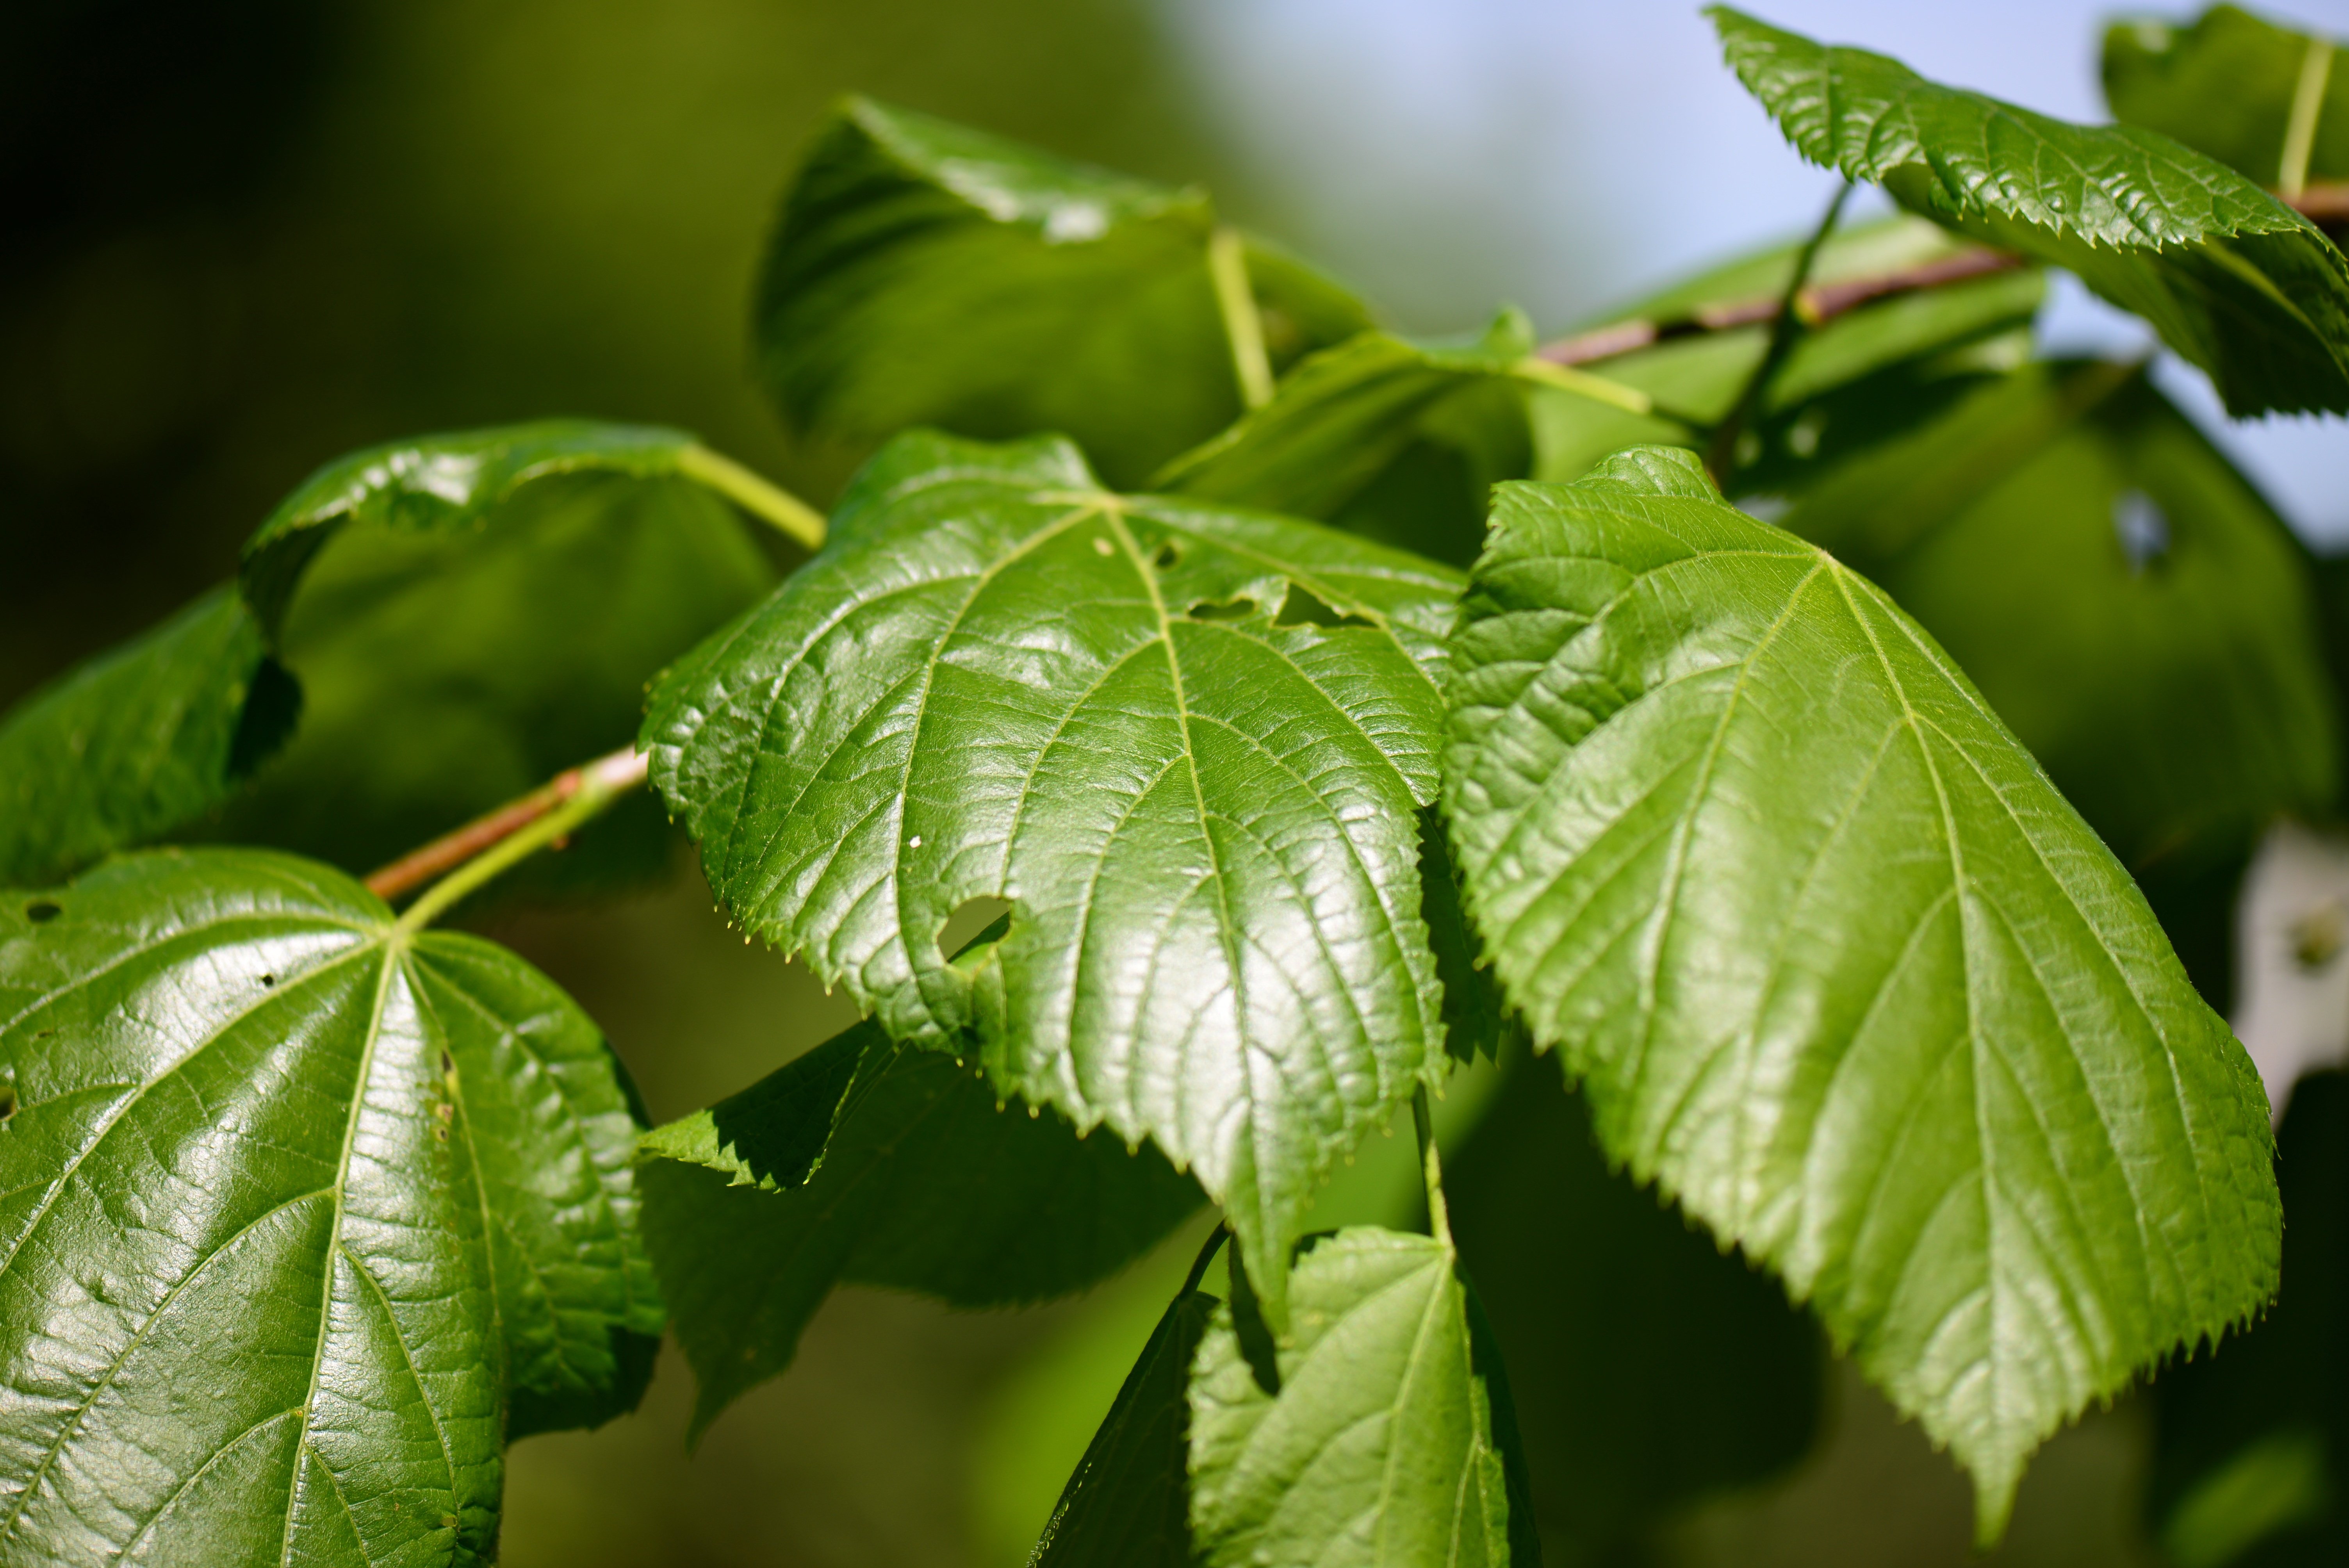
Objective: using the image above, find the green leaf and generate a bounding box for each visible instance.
[636,1016,1201,1438]
[1782,360,2341,869]
[1710,6,2349,416]
[2104,5,2349,189]
[0,848,658,1563]
[1442,446,2281,1539]
[1444,1049,1821,1559]
[2150,1069,2349,1567]
[753,97,1371,489]
[643,429,1461,1323]
[1530,216,2043,489]
[1027,1287,1215,1567]
[0,585,298,886]
[1187,1226,1538,1567]
[220,421,778,880]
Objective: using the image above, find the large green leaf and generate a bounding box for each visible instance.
[636,1015,1200,1437]
[1711,7,2349,416]
[1443,1050,1821,1559]
[2149,1069,2349,1568]
[0,586,298,886]
[2104,5,2349,188]
[1782,360,2340,870]
[1442,447,2281,1539]
[1187,1225,1537,1566]
[643,429,1460,1322]
[220,421,778,880]
[753,97,1371,490]
[0,849,658,1563]
[1027,1286,1215,1567]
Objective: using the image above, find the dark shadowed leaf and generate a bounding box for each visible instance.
[1443,447,2280,1539]
[643,429,1461,1323]
[0,586,298,886]
[1444,1049,1822,1560]
[1782,360,2340,870]
[754,98,1369,489]
[1712,7,2349,416]
[1027,1288,1214,1567]
[1188,1225,1538,1567]
[636,1016,1201,1438]
[0,849,658,1563]
[2104,5,2349,188]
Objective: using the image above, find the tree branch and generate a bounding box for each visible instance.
[365,745,651,905]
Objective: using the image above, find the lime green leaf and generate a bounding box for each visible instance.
[2151,1069,2349,1566]
[0,586,298,886]
[2104,5,2349,189]
[1445,1051,1821,1559]
[643,430,1461,1324]
[637,1018,1200,1438]
[1710,6,2349,416]
[1443,447,2280,1539]
[754,98,1370,489]
[0,849,657,1562]
[1187,1226,1536,1566]
[219,421,777,880]
[1783,360,2340,868]
[1028,1288,1214,1567]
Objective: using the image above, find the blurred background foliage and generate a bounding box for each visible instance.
[7,0,2348,1564]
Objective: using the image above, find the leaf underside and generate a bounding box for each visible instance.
[638,1017,1201,1438]
[644,429,1462,1323]
[0,850,657,1564]
[1712,5,2349,416]
[1187,1226,1535,1568]
[1442,446,2279,1538]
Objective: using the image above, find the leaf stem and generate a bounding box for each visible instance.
[1207,227,1276,410]
[675,444,827,552]
[1706,180,1853,485]
[377,747,649,931]
[1412,1084,1451,1245]
[2280,37,2335,200]
[1510,357,1654,416]
[1181,1222,1232,1297]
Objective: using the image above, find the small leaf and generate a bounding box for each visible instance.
[756,98,1370,489]
[1027,1288,1214,1567]
[1187,1226,1537,1567]
[0,849,656,1562]
[1710,6,2349,417]
[644,429,1462,1324]
[1443,446,2280,1539]
[1782,359,2341,868]
[1444,1050,1821,1558]
[637,1018,1200,1438]
[2103,5,2349,188]
[0,586,298,886]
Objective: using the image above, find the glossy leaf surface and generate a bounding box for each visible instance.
[1444,1051,1821,1560]
[1027,1287,1214,1567]
[1712,7,2349,415]
[1443,447,2280,1537]
[0,850,657,1563]
[644,430,1460,1321]
[754,98,1369,488]
[2103,5,2349,188]
[638,1017,1200,1437]
[222,422,775,880]
[1783,360,2340,870]
[0,586,296,886]
[1188,1226,1536,1567]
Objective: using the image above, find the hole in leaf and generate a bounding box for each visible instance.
[0,1083,15,1123]
[439,1049,455,1077]
[2113,489,2170,573]
[939,896,1014,962]
[1152,541,1181,570]
[1185,597,1257,622]
[258,974,276,989]
[23,901,60,924]
[1273,584,1375,631]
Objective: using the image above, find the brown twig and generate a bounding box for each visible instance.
[2290,181,2349,224]
[364,745,650,902]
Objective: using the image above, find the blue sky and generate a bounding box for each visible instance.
[1157,0,2349,540]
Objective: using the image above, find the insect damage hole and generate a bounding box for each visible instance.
[1185,597,1257,622]
[1152,540,1181,570]
[1273,584,1374,630]
[23,900,61,924]
[0,1083,16,1124]
[938,896,1014,964]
